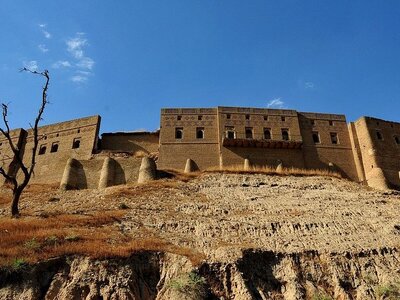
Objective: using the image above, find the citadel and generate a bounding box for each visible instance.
[1,106,399,191]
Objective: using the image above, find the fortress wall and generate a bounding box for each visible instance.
[354,117,400,188]
[158,108,219,170]
[217,107,303,141]
[298,113,359,180]
[217,107,305,169]
[158,143,220,170]
[348,122,366,182]
[101,132,159,155]
[21,116,101,185]
[220,147,305,169]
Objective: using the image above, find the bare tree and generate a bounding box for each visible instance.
[0,68,49,217]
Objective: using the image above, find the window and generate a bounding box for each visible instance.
[77,129,81,133]
[329,120,334,126]
[50,142,59,153]
[281,116,286,122]
[175,128,183,139]
[72,138,81,149]
[196,127,204,139]
[312,132,320,144]
[56,133,59,137]
[311,120,315,126]
[245,114,250,120]
[330,133,338,144]
[264,128,271,140]
[177,115,182,121]
[225,126,235,139]
[226,114,231,119]
[38,145,47,155]
[376,131,383,140]
[281,129,289,141]
[263,115,268,121]
[245,127,253,139]
[198,115,203,121]
[395,136,400,145]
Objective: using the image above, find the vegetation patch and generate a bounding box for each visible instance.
[167,271,207,296]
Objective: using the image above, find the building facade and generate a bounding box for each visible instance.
[1,107,399,190]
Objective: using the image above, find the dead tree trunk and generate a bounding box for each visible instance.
[0,68,49,217]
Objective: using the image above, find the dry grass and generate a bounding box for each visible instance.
[204,165,342,179]
[0,210,205,267]
[107,178,183,198]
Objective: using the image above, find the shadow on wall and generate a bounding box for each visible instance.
[114,160,126,185]
[60,158,87,190]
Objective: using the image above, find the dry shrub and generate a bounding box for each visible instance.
[0,210,205,267]
[205,165,342,179]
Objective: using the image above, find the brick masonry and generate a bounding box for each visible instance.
[1,107,399,190]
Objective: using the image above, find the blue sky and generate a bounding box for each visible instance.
[1,1,400,133]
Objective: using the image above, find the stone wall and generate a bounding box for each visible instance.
[158,108,220,170]
[101,132,159,155]
[352,117,400,189]
[299,113,359,180]
[20,115,101,185]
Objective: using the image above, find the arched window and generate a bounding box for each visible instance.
[395,136,400,145]
[225,126,235,139]
[175,128,183,139]
[312,132,320,144]
[281,129,289,141]
[376,131,383,140]
[196,128,204,139]
[72,138,81,149]
[264,128,271,140]
[50,142,59,153]
[38,145,47,155]
[245,128,253,139]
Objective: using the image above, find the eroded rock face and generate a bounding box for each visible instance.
[1,249,400,300]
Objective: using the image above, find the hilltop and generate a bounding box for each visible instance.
[0,173,400,299]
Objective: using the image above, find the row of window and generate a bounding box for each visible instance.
[312,132,339,144]
[38,138,81,155]
[376,131,400,145]
[174,127,340,144]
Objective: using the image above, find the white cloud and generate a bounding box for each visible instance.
[76,70,91,75]
[23,60,38,71]
[71,75,88,83]
[66,36,87,59]
[38,24,51,39]
[38,44,49,53]
[76,57,94,70]
[43,30,51,39]
[304,81,314,89]
[52,60,72,68]
[267,98,285,109]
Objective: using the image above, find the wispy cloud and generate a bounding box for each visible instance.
[38,44,49,53]
[76,57,94,70]
[304,81,314,89]
[52,60,72,68]
[23,60,38,71]
[64,33,95,83]
[71,74,88,83]
[38,24,51,39]
[298,79,315,90]
[267,98,285,109]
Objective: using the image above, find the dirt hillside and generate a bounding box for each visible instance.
[0,173,399,299]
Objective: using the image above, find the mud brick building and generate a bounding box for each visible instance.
[1,106,399,190]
